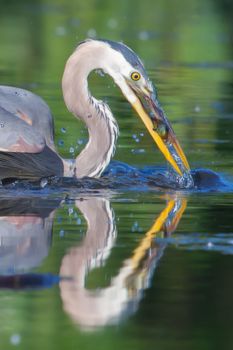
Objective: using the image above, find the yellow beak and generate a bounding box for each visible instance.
[131,96,190,177]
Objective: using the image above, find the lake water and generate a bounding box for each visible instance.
[0,0,233,349]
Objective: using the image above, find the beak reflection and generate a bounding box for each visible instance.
[131,88,191,177]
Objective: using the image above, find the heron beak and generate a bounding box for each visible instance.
[131,88,190,176]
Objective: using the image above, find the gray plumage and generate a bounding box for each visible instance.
[0,85,63,180]
[0,146,63,180]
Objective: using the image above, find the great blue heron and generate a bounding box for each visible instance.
[0,39,190,181]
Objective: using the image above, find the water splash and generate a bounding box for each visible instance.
[166,141,194,189]
[0,162,231,193]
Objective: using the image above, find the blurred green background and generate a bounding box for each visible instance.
[0,1,233,350]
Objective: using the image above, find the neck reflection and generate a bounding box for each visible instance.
[59,195,187,329]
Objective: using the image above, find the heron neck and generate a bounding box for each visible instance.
[62,43,118,178]
[75,99,118,178]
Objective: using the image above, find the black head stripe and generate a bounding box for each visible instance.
[99,39,146,72]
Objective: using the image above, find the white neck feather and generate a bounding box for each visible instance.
[62,41,119,178]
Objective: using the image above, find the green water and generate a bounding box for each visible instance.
[0,0,233,349]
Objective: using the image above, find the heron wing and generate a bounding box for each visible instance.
[0,107,45,153]
[0,85,56,151]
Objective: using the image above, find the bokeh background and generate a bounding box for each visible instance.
[0,1,233,350]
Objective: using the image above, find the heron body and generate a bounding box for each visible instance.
[0,39,190,182]
[0,87,64,180]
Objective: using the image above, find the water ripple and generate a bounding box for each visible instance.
[0,161,232,194]
[158,233,233,255]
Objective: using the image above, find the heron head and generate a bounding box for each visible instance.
[93,39,190,177]
[75,39,190,177]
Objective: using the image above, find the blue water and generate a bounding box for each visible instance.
[0,162,232,193]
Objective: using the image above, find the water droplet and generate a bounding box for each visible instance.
[68,208,74,215]
[59,230,65,237]
[10,334,21,346]
[69,18,80,27]
[107,18,118,29]
[76,218,82,225]
[55,26,67,36]
[87,28,96,38]
[40,178,48,188]
[131,148,145,154]
[131,221,140,232]
[138,31,149,41]
[58,139,64,146]
[95,69,105,77]
[194,105,201,113]
[57,217,62,224]
[77,139,84,145]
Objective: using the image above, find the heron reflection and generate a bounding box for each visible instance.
[0,198,59,275]
[0,195,186,328]
[60,196,186,328]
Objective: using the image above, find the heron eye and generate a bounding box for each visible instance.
[131,72,141,81]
